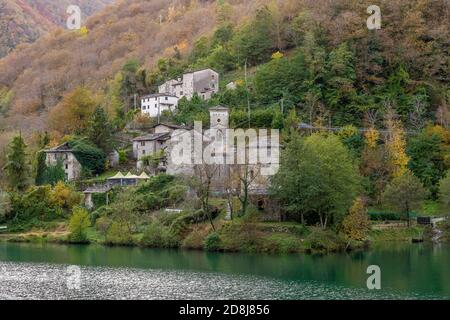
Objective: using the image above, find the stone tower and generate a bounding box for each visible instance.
[209,105,229,130]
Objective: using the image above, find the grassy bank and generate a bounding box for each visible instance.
[368,226,426,242]
[2,218,430,254]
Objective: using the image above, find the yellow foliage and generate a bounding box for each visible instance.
[50,182,81,209]
[364,127,380,149]
[341,198,370,242]
[235,79,245,86]
[78,26,89,37]
[271,51,284,60]
[338,125,358,139]
[425,125,450,142]
[48,87,99,135]
[176,39,189,55]
[386,120,410,178]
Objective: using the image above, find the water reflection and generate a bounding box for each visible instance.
[0,242,449,299]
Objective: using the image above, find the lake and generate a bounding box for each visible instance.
[0,242,449,300]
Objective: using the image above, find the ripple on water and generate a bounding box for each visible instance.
[0,262,443,300]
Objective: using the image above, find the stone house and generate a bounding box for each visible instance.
[44,142,82,181]
[158,68,219,100]
[140,93,179,118]
[132,123,192,171]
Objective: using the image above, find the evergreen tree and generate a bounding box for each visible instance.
[325,43,358,125]
[87,106,114,154]
[120,59,141,112]
[4,135,29,192]
[233,6,275,66]
[407,126,448,197]
[35,151,47,186]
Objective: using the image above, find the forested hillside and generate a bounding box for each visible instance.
[0,0,448,167]
[0,0,449,252]
[0,0,112,58]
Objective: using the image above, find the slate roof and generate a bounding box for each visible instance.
[44,142,74,153]
[141,93,178,99]
[132,132,171,142]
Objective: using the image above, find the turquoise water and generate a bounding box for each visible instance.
[0,242,449,299]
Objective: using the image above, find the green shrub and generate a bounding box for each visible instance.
[141,223,165,247]
[137,174,175,194]
[369,212,403,221]
[141,222,179,248]
[218,221,259,252]
[118,149,127,164]
[292,224,310,237]
[105,222,133,245]
[170,215,191,238]
[305,229,345,252]
[68,207,91,243]
[261,233,303,253]
[95,216,112,240]
[204,232,222,251]
[92,193,108,208]
[0,191,12,222]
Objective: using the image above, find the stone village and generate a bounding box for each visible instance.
[43,69,279,211]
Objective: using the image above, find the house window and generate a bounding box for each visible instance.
[180,91,183,96]
[65,164,69,170]
[165,96,168,100]
[141,141,145,147]
[142,150,146,155]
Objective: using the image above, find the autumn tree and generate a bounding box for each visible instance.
[382,171,427,227]
[384,111,410,178]
[4,135,29,192]
[341,198,371,246]
[360,127,390,204]
[49,182,81,210]
[48,87,98,135]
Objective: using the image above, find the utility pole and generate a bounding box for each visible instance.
[157,98,161,124]
[133,93,137,110]
[245,59,250,128]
